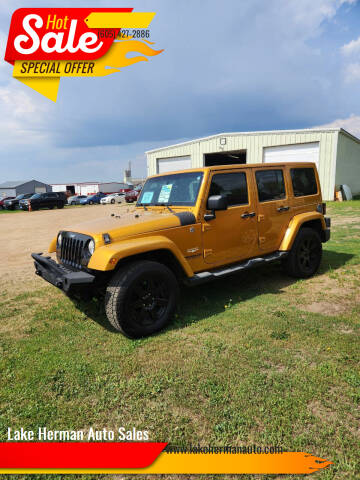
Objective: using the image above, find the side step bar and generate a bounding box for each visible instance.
[185,251,288,286]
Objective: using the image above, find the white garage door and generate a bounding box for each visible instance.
[157,155,192,173]
[263,142,320,168]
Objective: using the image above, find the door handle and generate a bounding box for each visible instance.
[241,212,256,219]
[277,206,290,212]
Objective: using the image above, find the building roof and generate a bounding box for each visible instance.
[49,181,128,185]
[146,127,360,154]
[0,180,31,188]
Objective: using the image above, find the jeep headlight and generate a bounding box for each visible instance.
[88,239,95,255]
[57,233,62,247]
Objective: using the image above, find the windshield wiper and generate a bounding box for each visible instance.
[137,203,148,211]
[157,203,175,213]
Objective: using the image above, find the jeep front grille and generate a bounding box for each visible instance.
[57,232,92,269]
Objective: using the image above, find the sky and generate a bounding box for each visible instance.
[1,0,360,183]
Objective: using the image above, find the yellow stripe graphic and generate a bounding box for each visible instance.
[85,12,156,28]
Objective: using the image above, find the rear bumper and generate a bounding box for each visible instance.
[32,253,95,292]
[322,229,330,242]
[322,217,331,243]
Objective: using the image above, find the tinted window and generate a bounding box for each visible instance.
[256,170,286,202]
[291,168,317,196]
[209,172,248,206]
[47,193,57,198]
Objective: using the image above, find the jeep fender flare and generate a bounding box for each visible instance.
[87,235,194,277]
[48,236,57,253]
[279,212,326,251]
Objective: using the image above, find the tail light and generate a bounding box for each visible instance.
[316,203,326,214]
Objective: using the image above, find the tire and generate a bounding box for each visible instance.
[48,206,54,210]
[111,198,115,204]
[58,203,64,209]
[283,227,322,278]
[105,261,179,338]
[89,201,93,205]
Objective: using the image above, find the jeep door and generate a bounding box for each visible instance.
[253,167,293,253]
[202,170,259,265]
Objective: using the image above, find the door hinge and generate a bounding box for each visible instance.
[258,214,265,222]
[259,237,266,244]
[203,249,213,258]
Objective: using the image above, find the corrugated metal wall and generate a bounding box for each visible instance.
[335,132,360,196]
[147,130,338,200]
[0,188,16,197]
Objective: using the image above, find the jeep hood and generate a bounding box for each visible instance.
[64,209,184,243]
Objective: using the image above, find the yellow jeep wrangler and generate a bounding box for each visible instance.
[32,162,330,338]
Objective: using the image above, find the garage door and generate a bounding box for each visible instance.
[263,142,319,168]
[157,155,192,173]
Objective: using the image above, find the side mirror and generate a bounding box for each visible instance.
[204,195,228,221]
[207,195,228,211]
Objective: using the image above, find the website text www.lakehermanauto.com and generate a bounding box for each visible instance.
[165,445,283,454]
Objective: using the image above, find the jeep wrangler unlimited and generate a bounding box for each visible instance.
[32,163,330,338]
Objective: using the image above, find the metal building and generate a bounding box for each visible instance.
[50,182,132,196]
[0,180,51,198]
[146,128,360,200]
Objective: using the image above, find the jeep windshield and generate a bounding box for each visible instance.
[137,172,203,207]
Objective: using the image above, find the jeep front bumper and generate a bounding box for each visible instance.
[32,253,95,292]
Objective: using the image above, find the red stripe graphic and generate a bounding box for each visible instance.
[0,443,167,468]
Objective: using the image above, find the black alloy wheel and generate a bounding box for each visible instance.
[105,261,179,338]
[283,227,322,278]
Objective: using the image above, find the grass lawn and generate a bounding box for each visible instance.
[0,209,23,214]
[0,201,359,480]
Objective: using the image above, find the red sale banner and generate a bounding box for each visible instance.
[4,7,163,101]
[4,8,129,63]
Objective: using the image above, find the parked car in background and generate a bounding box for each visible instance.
[67,195,87,205]
[0,196,15,209]
[56,192,68,202]
[100,193,124,205]
[19,192,66,211]
[125,185,142,203]
[80,193,107,205]
[4,193,34,210]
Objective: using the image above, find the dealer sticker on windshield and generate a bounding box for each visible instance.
[141,191,154,204]
[158,184,172,203]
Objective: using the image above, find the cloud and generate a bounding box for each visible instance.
[341,36,360,55]
[343,62,360,83]
[315,113,360,137]
[0,0,359,182]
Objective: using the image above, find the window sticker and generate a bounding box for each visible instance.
[158,184,173,203]
[141,191,154,204]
